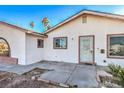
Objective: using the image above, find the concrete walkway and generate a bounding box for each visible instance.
[0,61,98,88]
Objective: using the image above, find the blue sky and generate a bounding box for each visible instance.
[0,5,124,33]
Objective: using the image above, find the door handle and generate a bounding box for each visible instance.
[90,50,93,53]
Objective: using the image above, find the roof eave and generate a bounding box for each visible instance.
[26,32,48,38]
[44,10,124,34]
[0,21,48,38]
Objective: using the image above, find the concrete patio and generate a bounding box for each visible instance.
[0,61,99,88]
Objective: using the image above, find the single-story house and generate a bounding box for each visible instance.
[1,10,124,66]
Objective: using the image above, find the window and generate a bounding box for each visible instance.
[37,39,44,48]
[108,34,124,58]
[0,38,10,56]
[53,37,67,49]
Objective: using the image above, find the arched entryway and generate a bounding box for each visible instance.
[0,37,18,64]
[0,37,10,57]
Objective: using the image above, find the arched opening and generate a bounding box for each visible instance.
[0,37,10,57]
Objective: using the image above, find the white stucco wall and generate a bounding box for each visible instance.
[26,34,44,65]
[1,14,124,67]
[44,14,124,67]
[0,24,26,65]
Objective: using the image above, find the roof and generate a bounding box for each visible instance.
[0,21,48,38]
[44,10,124,34]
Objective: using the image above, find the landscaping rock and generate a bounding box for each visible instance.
[103,81,122,88]
[98,70,113,77]
[97,70,113,82]
[31,76,36,80]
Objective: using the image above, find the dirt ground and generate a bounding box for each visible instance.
[0,70,60,88]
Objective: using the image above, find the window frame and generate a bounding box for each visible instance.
[53,37,67,49]
[37,39,44,48]
[107,34,124,59]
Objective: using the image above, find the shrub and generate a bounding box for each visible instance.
[118,68,124,87]
[108,64,121,77]
[108,64,124,87]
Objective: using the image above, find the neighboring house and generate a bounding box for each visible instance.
[1,10,124,66]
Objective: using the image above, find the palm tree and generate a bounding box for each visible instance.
[30,21,35,28]
[42,17,51,30]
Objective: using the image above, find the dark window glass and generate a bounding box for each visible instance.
[53,37,67,49]
[37,39,44,48]
[108,35,124,58]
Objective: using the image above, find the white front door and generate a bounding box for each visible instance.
[79,36,94,63]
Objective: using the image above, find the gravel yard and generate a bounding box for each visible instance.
[0,70,60,88]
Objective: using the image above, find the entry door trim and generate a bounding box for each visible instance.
[79,35,95,64]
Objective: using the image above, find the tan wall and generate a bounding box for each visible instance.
[44,14,124,66]
[0,24,26,65]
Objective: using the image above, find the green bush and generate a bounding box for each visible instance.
[118,68,124,86]
[108,64,121,77]
[108,64,124,87]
